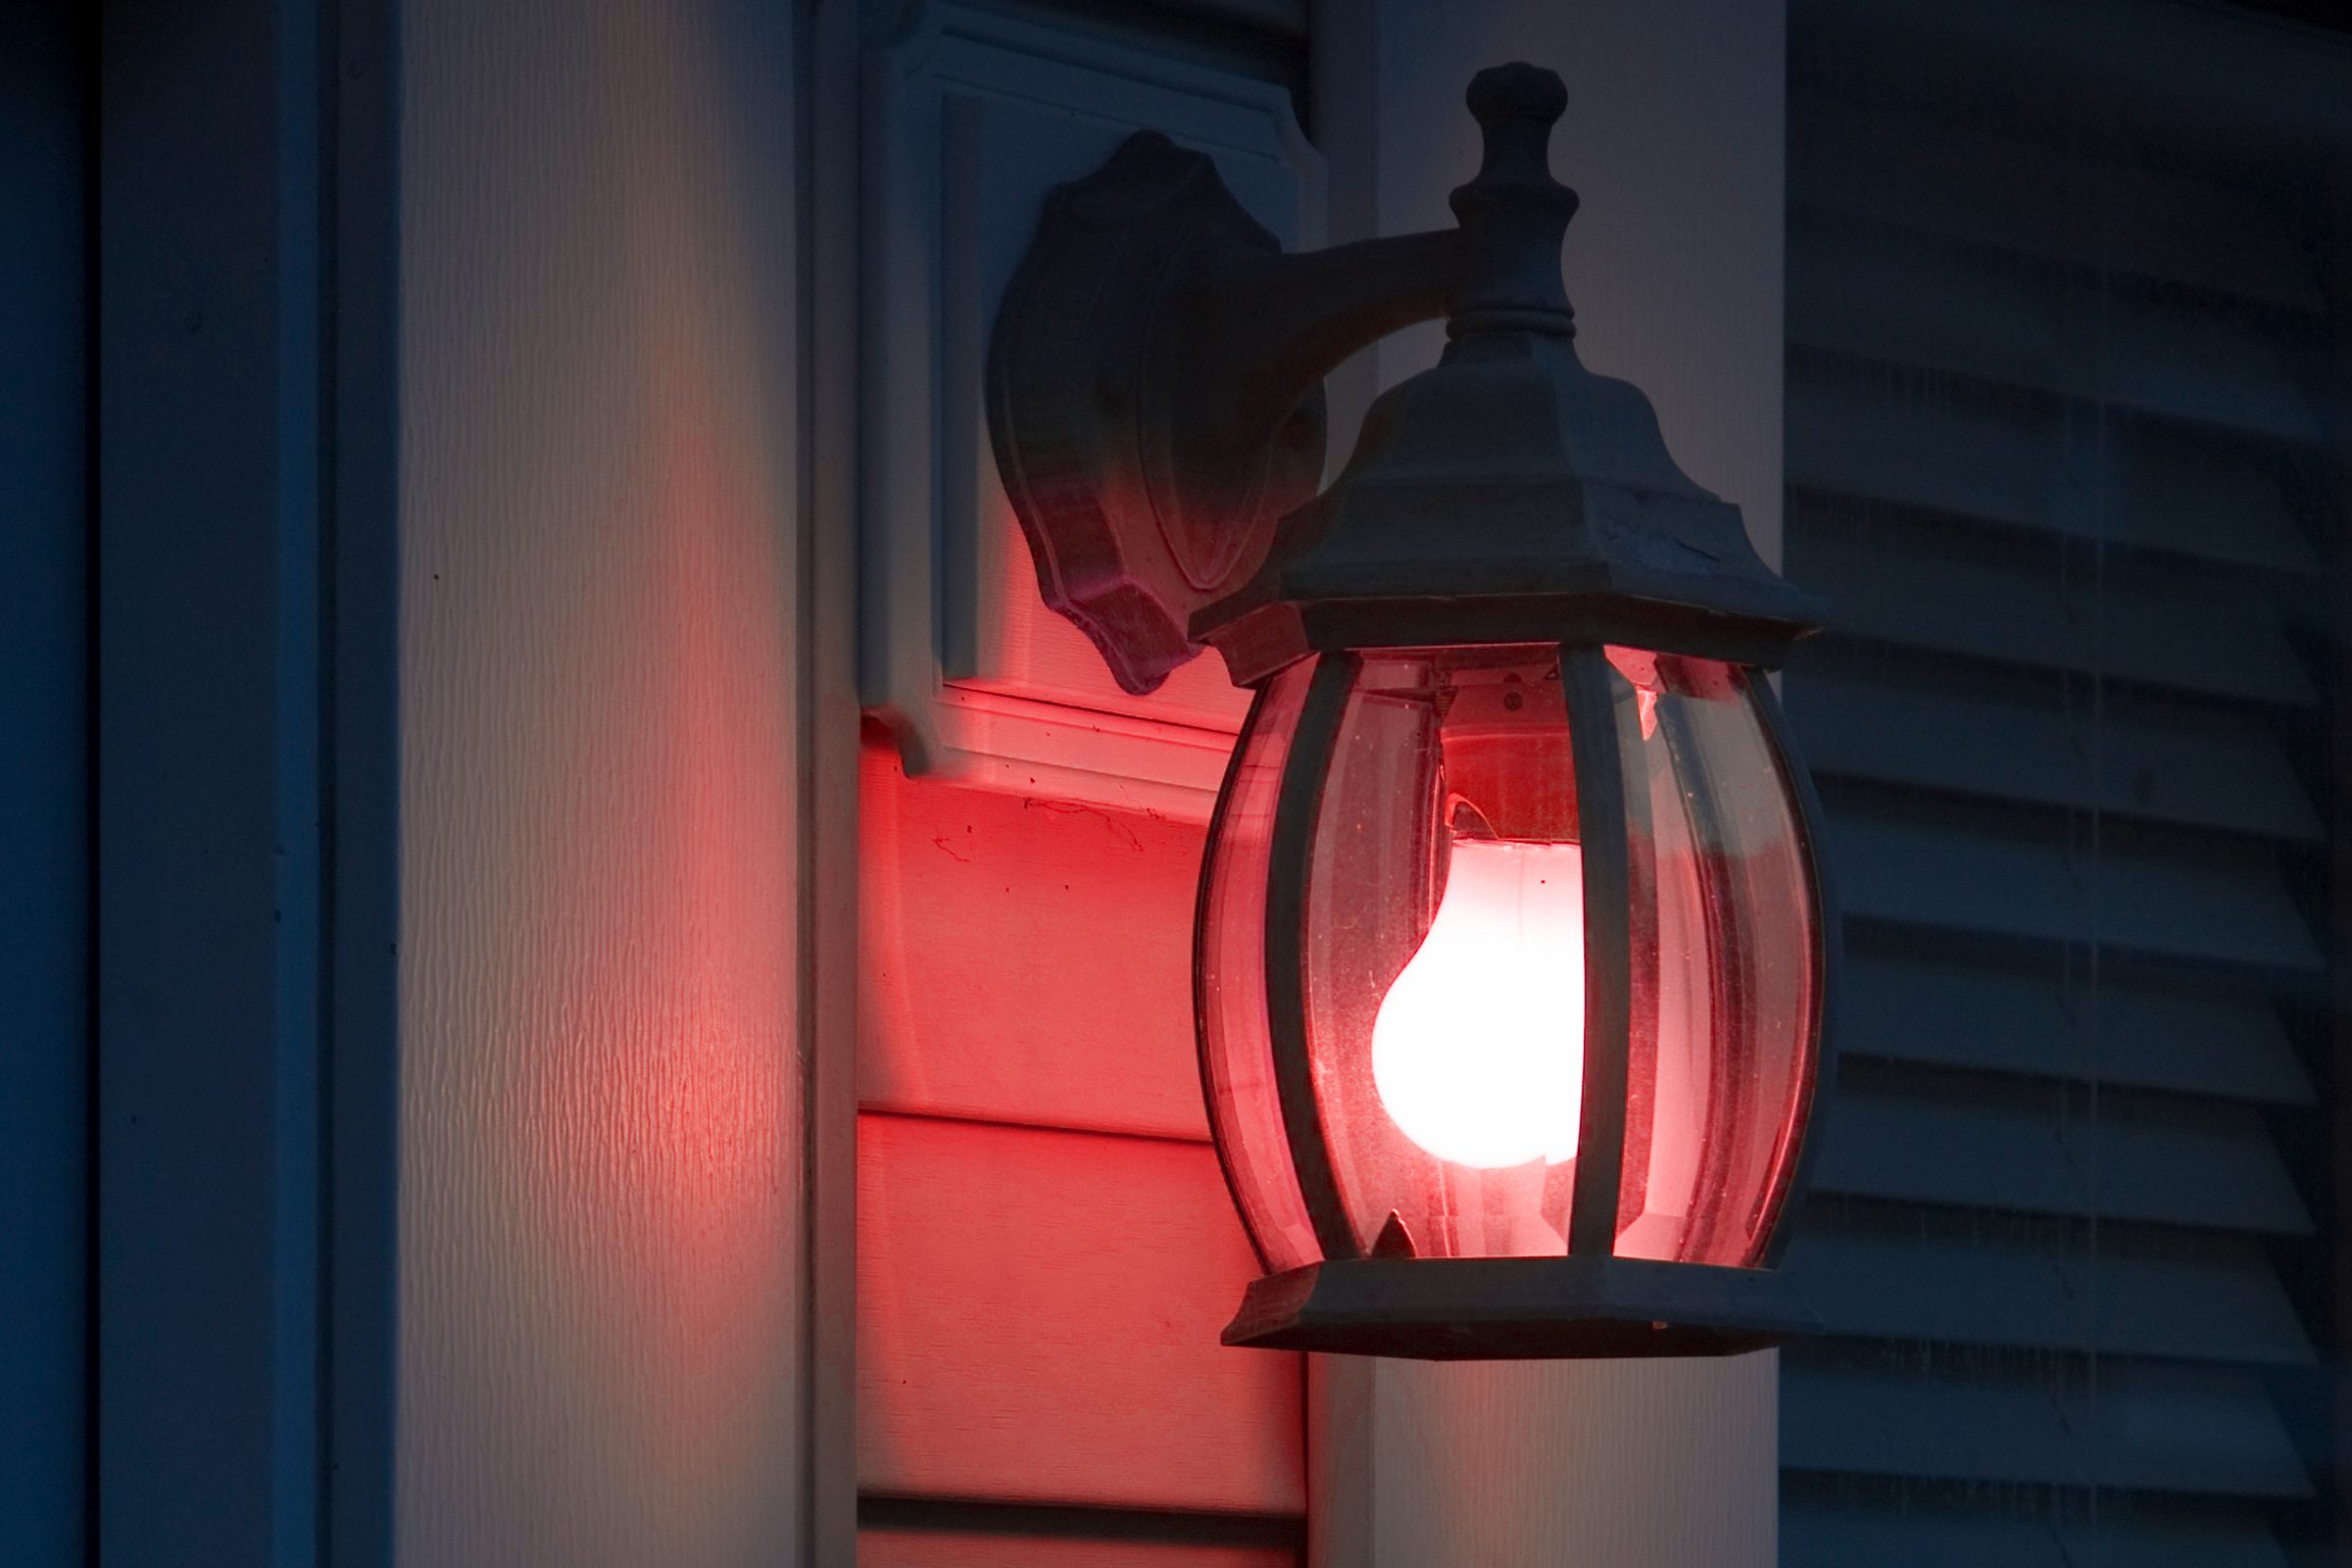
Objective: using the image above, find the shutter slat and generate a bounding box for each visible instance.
[1781,3,2338,1560]
[1789,95,2325,312]
[1788,214,2328,444]
[1788,1208,2318,1363]
[1815,1067,2314,1241]
[1789,501,2321,707]
[1785,1496,2293,1568]
[1788,655,2327,843]
[1838,940,2315,1105]
[1781,1357,2314,1497]
[1787,358,2320,574]
[1812,1070,2314,1234]
[1827,797,2327,973]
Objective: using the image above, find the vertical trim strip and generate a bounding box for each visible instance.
[805,1,860,1561]
[935,91,986,679]
[322,0,403,1556]
[1563,646,1633,1257]
[1264,653,1362,1261]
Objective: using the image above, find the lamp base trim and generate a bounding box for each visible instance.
[1221,1254,1814,1360]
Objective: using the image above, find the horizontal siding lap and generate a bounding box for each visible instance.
[858,1532,1298,1567]
[857,1112,1304,1515]
[858,746,1209,1140]
[857,722,1303,1542]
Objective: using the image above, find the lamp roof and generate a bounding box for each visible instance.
[1195,63,1824,685]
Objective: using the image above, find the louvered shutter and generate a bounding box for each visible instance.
[1778,3,2348,1563]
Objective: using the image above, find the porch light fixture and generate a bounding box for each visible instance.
[988,64,1834,1358]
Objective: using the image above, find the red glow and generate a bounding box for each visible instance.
[1371,838,1586,1170]
[1201,648,1819,1274]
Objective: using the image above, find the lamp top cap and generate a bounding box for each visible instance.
[1466,62,1567,122]
[1449,63,1578,333]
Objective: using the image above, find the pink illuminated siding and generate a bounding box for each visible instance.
[861,1538,1295,1568]
[856,745,1306,1552]
[858,1114,1303,1508]
[857,743,1209,1138]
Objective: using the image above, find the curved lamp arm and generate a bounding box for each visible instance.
[987,64,1579,695]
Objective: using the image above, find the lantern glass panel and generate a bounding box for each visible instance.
[1198,660,1321,1271]
[1199,646,1822,1275]
[1302,646,1587,1260]
[1608,650,1819,1265]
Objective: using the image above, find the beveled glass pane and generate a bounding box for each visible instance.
[1197,660,1319,1271]
[1608,649,1820,1265]
[1300,647,1587,1258]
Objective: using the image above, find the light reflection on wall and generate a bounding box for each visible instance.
[399,0,803,1560]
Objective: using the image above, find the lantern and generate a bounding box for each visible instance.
[989,63,1834,1357]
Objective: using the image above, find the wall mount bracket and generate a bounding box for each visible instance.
[986,63,1823,698]
[985,130,1459,696]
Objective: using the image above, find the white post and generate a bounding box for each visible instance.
[397,1,813,1561]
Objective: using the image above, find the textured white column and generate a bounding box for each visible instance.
[398,0,809,1561]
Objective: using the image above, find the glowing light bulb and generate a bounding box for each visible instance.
[1370,837,1585,1169]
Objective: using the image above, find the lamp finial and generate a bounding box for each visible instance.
[1450,62,1578,336]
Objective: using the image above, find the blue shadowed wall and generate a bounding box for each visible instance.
[0,0,88,1560]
